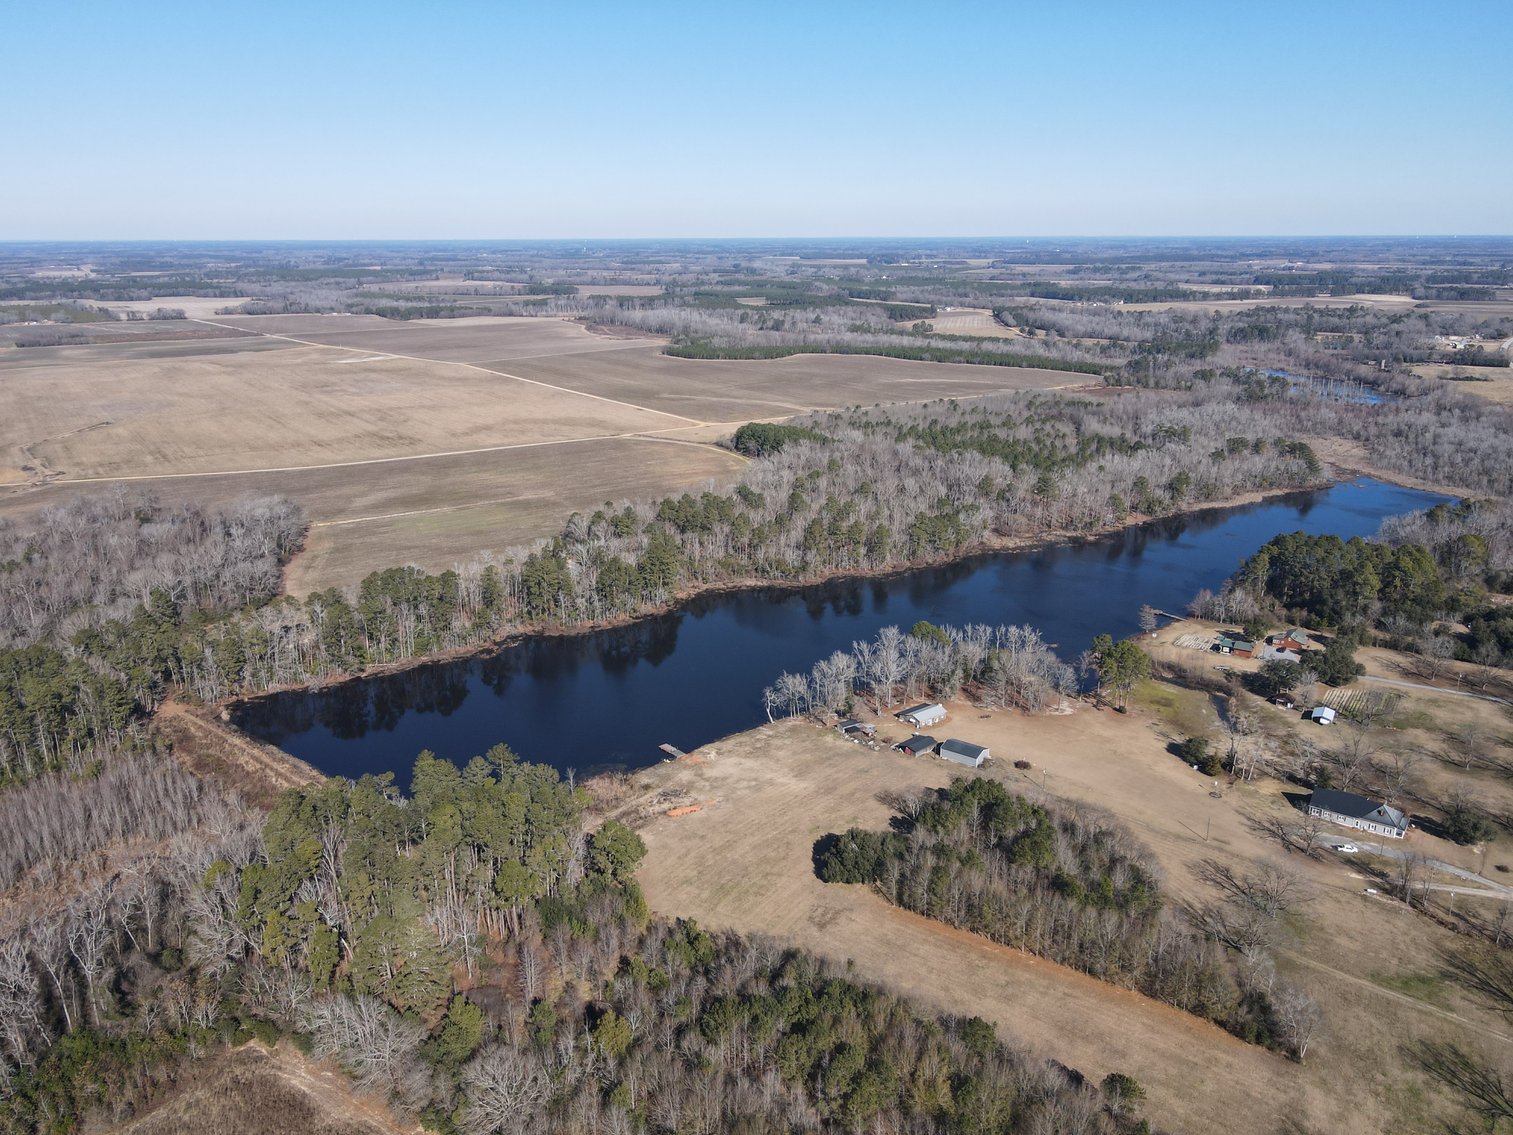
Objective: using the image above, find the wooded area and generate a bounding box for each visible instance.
[0,748,1154,1135]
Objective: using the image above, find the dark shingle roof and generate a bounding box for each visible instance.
[939,739,987,761]
[1308,789,1407,830]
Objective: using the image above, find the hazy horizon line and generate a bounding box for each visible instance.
[3,233,1511,246]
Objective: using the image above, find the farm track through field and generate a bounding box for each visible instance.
[36,425,745,486]
[1276,948,1513,1046]
[190,318,705,425]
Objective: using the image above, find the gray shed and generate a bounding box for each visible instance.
[938,739,989,768]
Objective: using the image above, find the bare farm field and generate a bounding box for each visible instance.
[0,314,1084,591]
[0,318,256,348]
[0,340,675,479]
[99,295,254,320]
[495,345,1082,420]
[278,438,743,593]
[910,306,1023,338]
[631,707,1511,1135]
[207,312,666,363]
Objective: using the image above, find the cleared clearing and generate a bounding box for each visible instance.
[910,306,1023,338]
[100,295,253,319]
[104,1042,411,1135]
[633,704,1507,1135]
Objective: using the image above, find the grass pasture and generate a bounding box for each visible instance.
[630,705,1513,1135]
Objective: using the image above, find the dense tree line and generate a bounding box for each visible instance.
[1236,531,1449,630]
[818,778,1319,1058]
[666,336,1108,374]
[0,490,304,649]
[0,493,304,784]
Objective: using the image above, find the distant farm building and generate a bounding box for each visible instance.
[898,702,947,728]
[1270,628,1313,652]
[1310,705,1337,725]
[1306,788,1408,839]
[938,739,989,768]
[895,735,936,756]
[1213,634,1256,658]
[836,719,876,738]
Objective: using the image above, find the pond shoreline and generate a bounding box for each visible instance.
[229,474,1450,783]
[226,475,1342,714]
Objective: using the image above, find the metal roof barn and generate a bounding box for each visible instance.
[938,739,989,767]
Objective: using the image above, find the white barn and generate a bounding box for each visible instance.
[898,702,947,728]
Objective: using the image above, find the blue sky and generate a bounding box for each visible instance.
[3,0,1509,238]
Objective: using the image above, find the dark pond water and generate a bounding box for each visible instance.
[234,478,1447,783]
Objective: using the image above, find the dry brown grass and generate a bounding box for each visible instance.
[153,702,321,811]
[101,296,253,319]
[281,437,745,593]
[1410,366,1513,404]
[632,695,1512,1134]
[0,434,745,594]
[103,1042,416,1135]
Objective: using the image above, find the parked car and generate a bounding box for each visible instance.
[1336,844,1359,854]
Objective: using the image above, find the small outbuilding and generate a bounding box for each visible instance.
[895,734,937,757]
[898,702,947,728]
[1305,788,1408,839]
[938,739,989,768]
[836,719,876,738]
[1310,705,1337,725]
